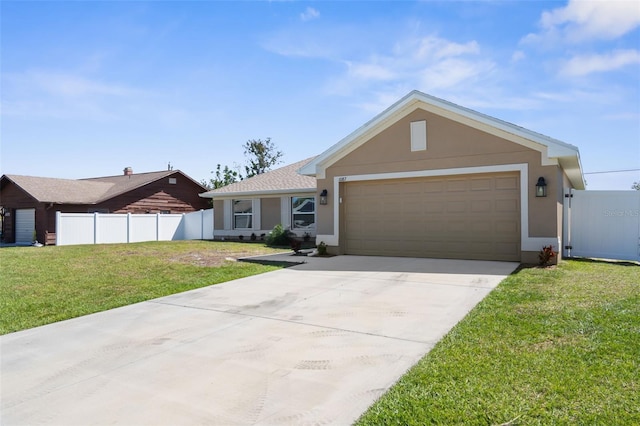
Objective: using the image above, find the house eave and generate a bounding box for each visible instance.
[200,187,317,199]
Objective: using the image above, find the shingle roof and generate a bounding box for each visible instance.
[200,157,317,198]
[2,170,201,204]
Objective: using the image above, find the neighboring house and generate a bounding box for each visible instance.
[204,90,585,263]
[199,158,317,240]
[0,167,209,245]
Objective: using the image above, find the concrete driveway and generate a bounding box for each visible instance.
[1,255,517,425]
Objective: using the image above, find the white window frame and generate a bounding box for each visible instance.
[291,196,316,230]
[233,199,253,229]
[410,120,427,151]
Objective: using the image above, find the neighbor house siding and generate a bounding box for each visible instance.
[1,171,208,244]
[95,178,209,214]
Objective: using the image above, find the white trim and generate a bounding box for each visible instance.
[410,120,427,152]
[223,199,232,230]
[201,188,316,199]
[252,199,261,231]
[280,196,291,229]
[320,163,558,253]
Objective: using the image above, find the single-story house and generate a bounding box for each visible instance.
[200,158,317,240]
[202,90,585,263]
[1,167,209,244]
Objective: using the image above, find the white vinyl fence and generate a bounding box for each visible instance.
[563,190,640,262]
[56,209,214,246]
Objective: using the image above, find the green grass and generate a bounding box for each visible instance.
[357,260,640,425]
[0,241,286,335]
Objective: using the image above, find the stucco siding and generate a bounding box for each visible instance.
[260,198,281,231]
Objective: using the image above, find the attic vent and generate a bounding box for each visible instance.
[410,120,427,152]
[168,178,177,184]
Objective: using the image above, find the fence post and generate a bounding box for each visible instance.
[156,213,161,241]
[127,213,132,243]
[94,212,99,244]
[200,209,204,240]
[55,211,61,246]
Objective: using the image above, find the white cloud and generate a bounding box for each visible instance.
[511,50,526,63]
[340,35,490,89]
[346,61,396,81]
[26,71,137,98]
[560,49,640,76]
[1,69,147,121]
[523,0,640,44]
[300,7,320,22]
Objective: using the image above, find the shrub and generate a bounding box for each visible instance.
[317,241,328,256]
[290,238,302,253]
[266,224,293,247]
[539,245,556,266]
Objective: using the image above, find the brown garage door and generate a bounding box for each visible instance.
[343,172,520,261]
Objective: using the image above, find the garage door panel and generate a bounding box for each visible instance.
[15,208,36,244]
[470,177,492,191]
[344,172,520,261]
[495,176,519,190]
[496,199,519,212]
[471,200,492,213]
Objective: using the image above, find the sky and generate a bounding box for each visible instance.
[1,0,639,190]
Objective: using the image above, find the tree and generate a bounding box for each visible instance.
[243,138,283,178]
[633,181,640,190]
[201,164,242,190]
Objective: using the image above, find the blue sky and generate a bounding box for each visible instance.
[1,0,639,190]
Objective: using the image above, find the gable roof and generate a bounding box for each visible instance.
[200,157,317,199]
[1,170,206,205]
[299,90,585,189]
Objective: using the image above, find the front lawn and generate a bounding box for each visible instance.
[0,241,286,335]
[357,260,640,425]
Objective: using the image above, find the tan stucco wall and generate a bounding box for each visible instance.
[317,108,572,261]
[213,200,224,231]
[260,197,281,231]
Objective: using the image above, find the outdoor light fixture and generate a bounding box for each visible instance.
[536,177,547,197]
[319,189,328,205]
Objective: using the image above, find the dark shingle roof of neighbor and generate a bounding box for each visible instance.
[200,157,317,198]
[2,170,196,204]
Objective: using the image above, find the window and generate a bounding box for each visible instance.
[168,178,177,184]
[410,120,427,151]
[233,199,253,229]
[292,197,315,229]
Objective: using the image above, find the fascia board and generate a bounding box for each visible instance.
[199,188,316,199]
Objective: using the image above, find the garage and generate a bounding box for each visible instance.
[15,208,36,244]
[343,172,520,261]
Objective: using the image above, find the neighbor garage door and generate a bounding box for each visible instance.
[15,208,36,244]
[344,172,520,261]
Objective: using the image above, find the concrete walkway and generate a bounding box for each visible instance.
[1,256,518,425]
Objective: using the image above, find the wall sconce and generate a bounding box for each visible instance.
[536,177,547,197]
[319,189,328,205]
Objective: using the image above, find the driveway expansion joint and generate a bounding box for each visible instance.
[148,299,432,345]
